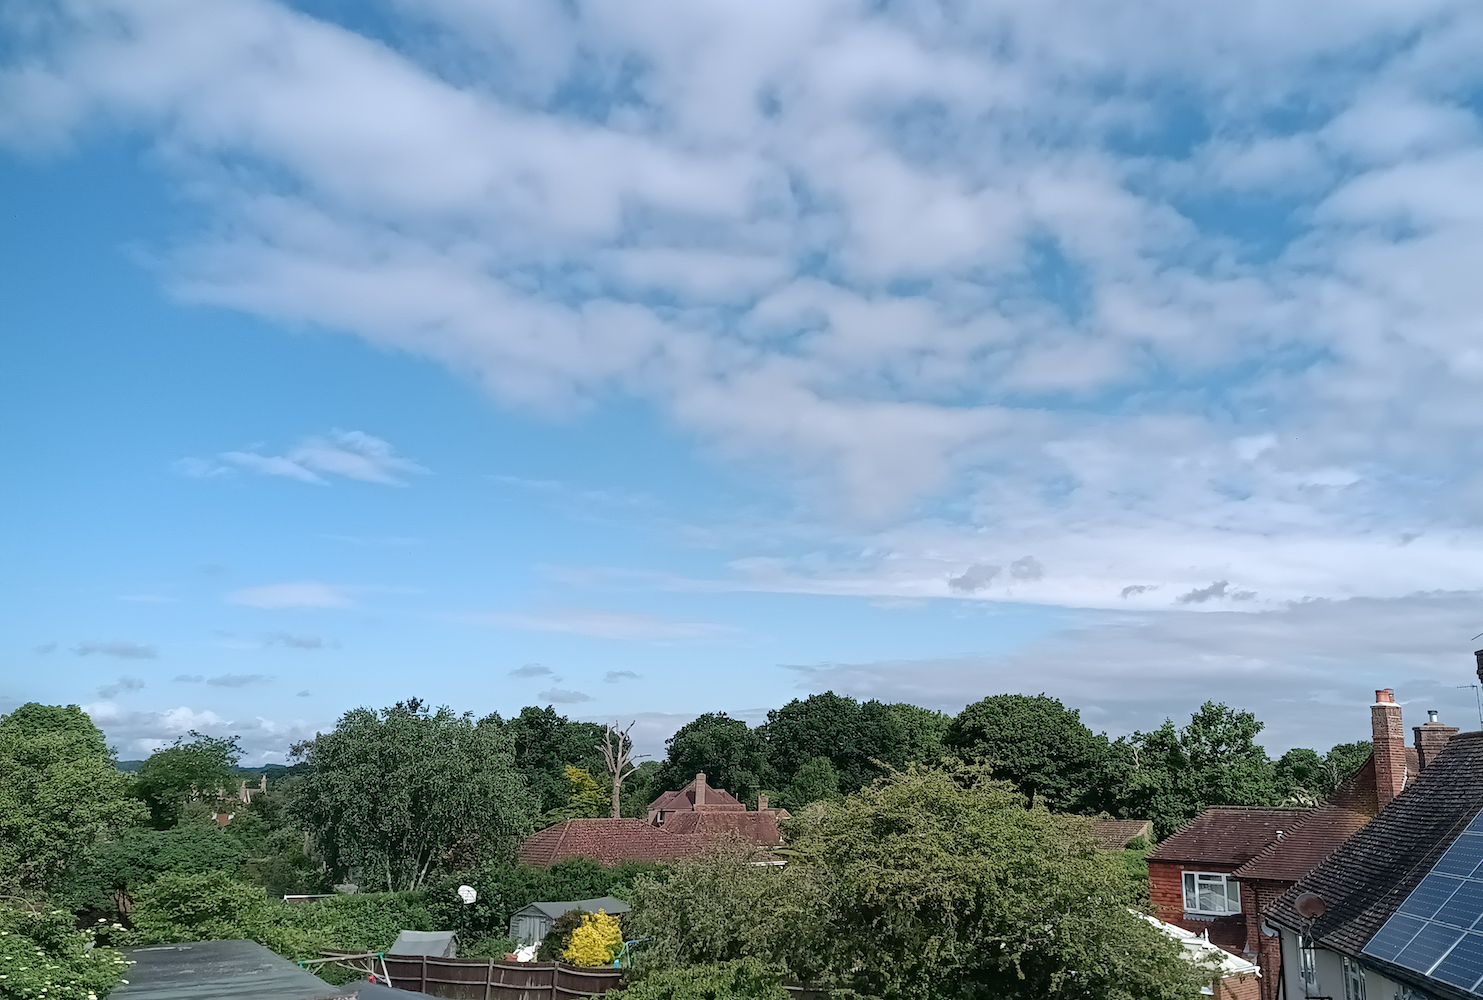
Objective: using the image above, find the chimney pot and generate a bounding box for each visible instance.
[1376,689,1395,704]
[1429,710,1440,724]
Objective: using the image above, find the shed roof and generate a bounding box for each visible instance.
[111,940,342,1000]
[1147,807,1311,867]
[1268,732,1483,967]
[513,896,632,919]
[387,930,457,957]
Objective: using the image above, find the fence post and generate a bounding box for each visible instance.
[484,957,493,1000]
[421,954,427,995]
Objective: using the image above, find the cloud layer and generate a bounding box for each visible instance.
[5,0,1483,609]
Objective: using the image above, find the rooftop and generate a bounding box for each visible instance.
[111,940,343,1000]
[517,818,704,867]
[1146,807,1312,867]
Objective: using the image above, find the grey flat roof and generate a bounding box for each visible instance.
[512,896,632,919]
[386,930,456,957]
[111,940,342,1000]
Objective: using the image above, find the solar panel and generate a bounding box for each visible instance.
[1363,808,1483,996]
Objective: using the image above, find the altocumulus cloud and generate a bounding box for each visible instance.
[74,640,157,660]
[8,0,1483,609]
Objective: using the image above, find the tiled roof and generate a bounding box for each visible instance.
[1268,731,1483,961]
[648,777,745,813]
[1147,807,1312,867]
[516,819,704,867]
[1091,818,1153,850]
[659,810,783,845]
[1232,755,1380,883]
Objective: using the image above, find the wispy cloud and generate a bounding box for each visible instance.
[177,431,425,486]
[74,640,157,660]
[509,664,557,679]
[34,642,56,655]
[266,632,324,649]
[228,582,353,609]
[604,670,642,683]
[98,676,145,698]
[538,687,593,704]
[207,673,271,688]
[482,608,732,641]
[173,674,204,683]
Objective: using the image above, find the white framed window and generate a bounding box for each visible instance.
[1183,871,1240,914]
[1342,956,1367,1000]
[1298,933,1317,988]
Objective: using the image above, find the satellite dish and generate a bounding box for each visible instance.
[457,885,477,905]
[1295,892,1326,919]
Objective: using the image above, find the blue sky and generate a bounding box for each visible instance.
[4,0,1483,761]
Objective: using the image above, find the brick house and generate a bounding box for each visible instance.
[1148,806,1312,952]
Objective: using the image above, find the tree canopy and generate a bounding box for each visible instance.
[944,693,1111,812]
[291,699,538,891]
[134,731,244,829]
[656,712,770,803]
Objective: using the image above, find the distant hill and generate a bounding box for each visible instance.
[112,761,311,776]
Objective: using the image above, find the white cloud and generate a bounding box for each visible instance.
[83,702,322,761]
[74,640,157,659]
[482,608,732,641]
[538,687,593,704]
[207,673,271,687]
[5,0,1483,604]
[228,581,353,609]
[179,431,425,486]
[98,676,146,698]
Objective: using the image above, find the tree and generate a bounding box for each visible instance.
[656,713,769,803]
[1276,740,1373,806]
[507,706,610,813]
[944,693,1112,812]
[0,703,145,896]
[1113,702,1277,836]
[600,721,649,819]
[564,910,624,966]
[761,693,951,794]
[544,766,608,824]
[291,699,538,891]
[617,959,792,999]
[791,764,1210,1000]
[134,731,243,829]
[58,824,249,915]
[777,756,841,811]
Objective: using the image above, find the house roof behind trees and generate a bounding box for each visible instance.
[1147,807,1312,867]
[1091,818,1153,850]
[659,809,783,845]
[517,818,704,866]
[648,773,745,813]
[1232,755,1383,883]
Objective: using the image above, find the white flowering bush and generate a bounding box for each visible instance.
[0,907,129,1000]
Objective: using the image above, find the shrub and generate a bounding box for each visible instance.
[615,958,792,1000]
[0,905,130,1000]
[427,858,665,941]
[59,825,249,916]
[563,911,623,967]
[537,909,584,962]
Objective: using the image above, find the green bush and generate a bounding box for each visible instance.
[59,826,249,915]
[616,959,792,1000]
[126,871,432,961]
[427,859,665,941]
[0,905,129,1000]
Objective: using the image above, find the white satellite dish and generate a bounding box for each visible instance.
[457,885,477,905]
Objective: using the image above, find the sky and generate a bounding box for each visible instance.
[4,0,1483,763]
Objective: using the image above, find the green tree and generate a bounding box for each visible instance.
[58,824,248,915]
[944,693,1112,812]
[761,693,950,794]
[777,756,841,810]
[655,713,769,803]
[507,706,610,813]
[134,731,244,829]
[291,698,538,891]
[1114,702,1277,836]
[794,764,1208,1000]
[0,703,145,896]
[0,903,130,1000]
[544,765,608,824]
[621,760,665,818]
[1275,740,1373,806]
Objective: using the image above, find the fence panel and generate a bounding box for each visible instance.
[383,957,623,999]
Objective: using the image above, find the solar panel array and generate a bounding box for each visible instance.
[1363,810,1483,994]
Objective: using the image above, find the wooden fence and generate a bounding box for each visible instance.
[383,956,624,999]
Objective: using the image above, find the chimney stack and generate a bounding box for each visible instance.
[757,793,768,812]
[694,772,707,810]
[1372,689,1408,808]
[1414,710,1460,771]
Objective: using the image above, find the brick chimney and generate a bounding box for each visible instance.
[1414,710,1460,770]
[1372,689,1407,808]
[694,772,707,811]
[757,793,769,812]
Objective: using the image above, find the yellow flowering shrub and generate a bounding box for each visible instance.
[561,910,623,967]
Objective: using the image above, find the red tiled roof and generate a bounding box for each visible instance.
[659,810,783,846]
[1091,818,1153,850]
[1147,807,1312,867]
[648,776,745,813]
[1232,755,1380,883]
[517,819,704,867]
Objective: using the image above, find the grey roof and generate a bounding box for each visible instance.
[386,930,457,957]
[512,896,632,919]
[111,940,341,1000]
[331,979,425,999]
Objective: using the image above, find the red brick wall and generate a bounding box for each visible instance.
[1242,879,1292,1000]
[1148,860,1247,951]
[1216,972,1261,1000]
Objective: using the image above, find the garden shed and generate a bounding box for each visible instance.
[509,896,631,946]
[388,930,459,957]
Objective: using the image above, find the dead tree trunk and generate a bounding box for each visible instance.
[599,722,649,819]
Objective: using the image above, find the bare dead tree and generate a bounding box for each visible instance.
[598,721,649,819]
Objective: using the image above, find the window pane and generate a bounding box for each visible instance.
[1199,882,1223,912]
[1225,880,1240,913]
[1184,872,1196,910]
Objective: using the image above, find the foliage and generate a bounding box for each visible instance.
[621,761,665,819]
[219,775,328,897]
[945,694,1112,813]
[58,824,249,915]
[627,840,838,982]
[544,766,608,825]
[792,764,1207,1000]
[761,693,949,794]
[1113,702,1278,837]
[507,707,610,813]
[291,698,539,891]
[0,904,130,1000]
[776,756,841,811]
[126,871,432,959]
[426,858,666,941]
[655,714,770,804]
[1275,740,1372,806]
[564,910,624,966]
[538,908,586,961]
[616,958,793,1000]
[134,732,243,830]
[0,703,146,897]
